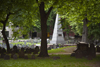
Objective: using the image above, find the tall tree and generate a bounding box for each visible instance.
[36,1,53,57]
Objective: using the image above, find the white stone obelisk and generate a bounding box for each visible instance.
[50,14,66,45]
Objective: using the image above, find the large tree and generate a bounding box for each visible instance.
[36,0,68,57]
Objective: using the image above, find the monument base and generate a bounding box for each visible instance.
[50,40,66,45]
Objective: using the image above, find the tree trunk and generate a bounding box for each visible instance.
[38,2,49,57]
[1,13,11,52]
[82,18,88,43]
[1,22,10,52]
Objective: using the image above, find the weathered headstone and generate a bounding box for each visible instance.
[33,46,39,54]
[1,48,6,53]
[4,55,10,60]
[31,55,35,59]
[1,53,6,58]
[53,56,60,60]
[13,45,19,53]
[88,43,96,58]
[24,55,28,59]
[13,54,18,59]
[18,48,25,58]
[25,48,31,54]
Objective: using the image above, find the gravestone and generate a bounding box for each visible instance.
[13,54,18,59]
[53,56,60,60]
[50,14,66,45]
[4,55,10,60]
[11,51,15,58]
[33,46,39,54]
[13,45,19,53]
[24,55,28,59]
[25,48,31,54]
[18,48,25,58]
[87,43,96,59]
[31,55,35,59]
[1,53,6,58]
[1,48,6,53]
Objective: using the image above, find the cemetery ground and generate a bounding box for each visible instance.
[0,46,100,67]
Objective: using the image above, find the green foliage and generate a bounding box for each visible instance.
[88,23,100,41]
[58,0,100,37]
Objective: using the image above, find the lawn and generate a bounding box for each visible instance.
[0,46,100,67]
[0,55,100,67]
[48,46,76,53]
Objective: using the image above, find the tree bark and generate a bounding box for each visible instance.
[38,2,48,57]
[1,13,11,52]
[37,1,53,57]
[82,18,88,43]
[1,23,10,52]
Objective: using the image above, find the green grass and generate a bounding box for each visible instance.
[0,55,100,67]
[48,46,76,53]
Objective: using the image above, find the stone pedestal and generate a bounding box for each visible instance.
[50,14,66,45]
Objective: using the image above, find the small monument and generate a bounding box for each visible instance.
[50,14,66,45]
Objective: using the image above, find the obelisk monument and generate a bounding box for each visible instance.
[50,14,66,45]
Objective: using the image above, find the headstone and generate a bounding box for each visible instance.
[50,14,66,45]
[1,53,6,58]
[88,43,96,58]
[11,51,15,58]
[25,48,31,54]
[13,45,19,53]
[75,50,83,58]
[13,54,18,59]
[53,56,60,60]
[24,55,28,59]
[31,55,35,59]
[18,49,25,58]
[33,46,39,54]
[4,55,10,60]
[1,48,6,53]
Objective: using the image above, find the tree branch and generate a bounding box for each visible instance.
[5,12,12,23]
[46,6,53,19]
